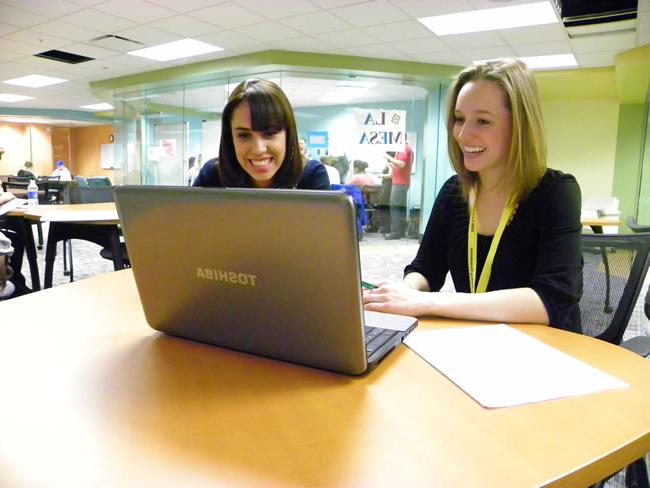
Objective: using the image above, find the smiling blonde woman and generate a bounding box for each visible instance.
[363,59,583,333]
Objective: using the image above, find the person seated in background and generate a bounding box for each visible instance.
[346,160,377,188]
[320,155,341,186]
[185,155,203,186]
[363,58,583,332]
[193,79,329,190]
[51,160,72,181]
[17,161,36,179]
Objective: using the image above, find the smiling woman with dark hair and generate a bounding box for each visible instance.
[194,79,329,190]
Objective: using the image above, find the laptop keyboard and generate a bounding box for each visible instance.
[364,326,400,356]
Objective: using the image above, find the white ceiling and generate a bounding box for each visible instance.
[0,0,649,116]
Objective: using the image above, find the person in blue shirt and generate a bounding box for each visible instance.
[194,79,329,190]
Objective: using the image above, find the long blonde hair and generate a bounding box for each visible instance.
[446,59,547,202]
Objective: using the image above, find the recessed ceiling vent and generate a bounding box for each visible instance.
[90,34,144,50]
[551,0,638,28]
[34,49,94,64]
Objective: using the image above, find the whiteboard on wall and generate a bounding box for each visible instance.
[100,143,118,169]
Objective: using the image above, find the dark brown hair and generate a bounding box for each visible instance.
[218,79,302,188]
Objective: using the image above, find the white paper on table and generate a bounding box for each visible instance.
[40,210,119,222]
[404,324,628,408]
[0,198,27,216]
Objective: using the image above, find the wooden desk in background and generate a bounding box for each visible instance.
[0,270,648,487]
[582,218,622,234]
[18,202,122,288]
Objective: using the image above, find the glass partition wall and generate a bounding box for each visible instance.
[637,85,650,224]
[112,69,449,233]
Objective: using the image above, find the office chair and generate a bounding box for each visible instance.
[70,185,129,268]
[86,176,112,187]
[627,215,650,233]
[581,233,650,488]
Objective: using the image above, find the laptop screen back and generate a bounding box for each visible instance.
[115,186,371,374]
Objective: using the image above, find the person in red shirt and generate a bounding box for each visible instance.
[383,141,413,239]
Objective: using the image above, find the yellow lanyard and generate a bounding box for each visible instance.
[467,189,516,293]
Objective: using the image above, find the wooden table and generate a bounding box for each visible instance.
[582,218,622,234]
[0,270,648,487]
[17,202,122,288]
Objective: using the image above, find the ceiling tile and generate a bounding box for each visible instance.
[197,30,261,50]
[4,29,72,49]
[394,0,473,18]
[0,22,20,36]
[499,24,567,45]
[391,37,449,55]
[31,20,104,43]
[313,28,378,48]
[189,2,266,29]
[441,31,506,50]
[232,21,302,42]
[269,35,335,52]
[0,50,23,63]
[570,32,636,54]
[281,11,350,34]
[410,51,467,66]
[331,0,410,28]
[61,9,137,33]
[145,0,222,13]
[461,46,517,62]
[0,0,84,17]
[362,20,434,42]
[307,0,367,7]
[104,53,164,68]
[232,0,319,19]
[466,0,544,9]
[93,0,177,23]
[343,43,406,60]
[0,4,51,28]
[0,37,39,55]
[58,42,121,59]
[152,15,223,37]
[114,25,182,47]
[512,40,572,57]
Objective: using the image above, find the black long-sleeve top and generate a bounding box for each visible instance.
[193,158,330,190]
[405,169,583,332]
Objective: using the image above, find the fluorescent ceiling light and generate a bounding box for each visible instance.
[2,74,68,88]
[419,1,558,36]
[80,103,114,110]
[0,93,35,102]
[519,53,578,69]
[128,38,223,62]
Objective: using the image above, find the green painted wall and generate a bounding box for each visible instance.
[541,98,619,199]
[612,103,646,226]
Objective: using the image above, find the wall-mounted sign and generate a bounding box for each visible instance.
[354,109,406,150]
[306,130,328,148]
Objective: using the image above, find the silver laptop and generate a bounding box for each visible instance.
[115,186,417,375]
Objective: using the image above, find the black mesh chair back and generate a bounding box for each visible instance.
[7,175,32,185]
[580,233,650,345]
[69,185,114,204]
[86,176,112,187]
